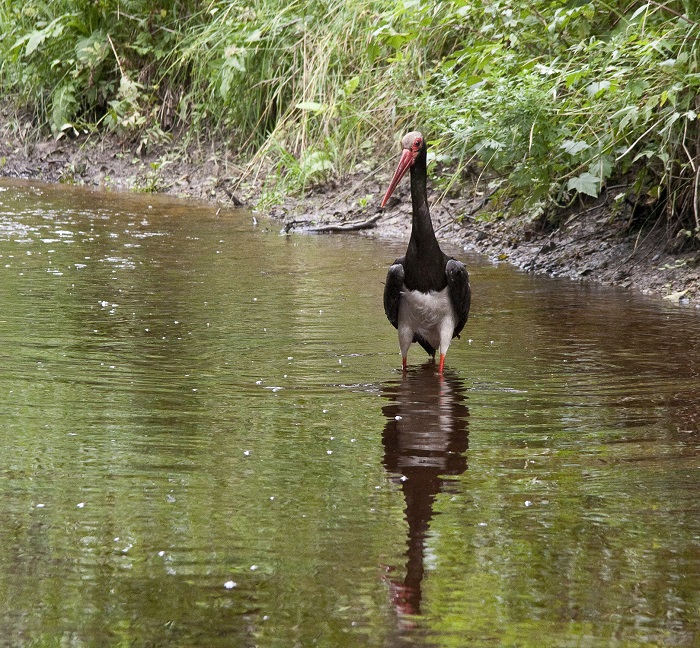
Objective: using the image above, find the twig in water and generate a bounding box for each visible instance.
[284,214,381,233]
[306,213,381,232]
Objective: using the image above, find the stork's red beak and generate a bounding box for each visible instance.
[380,148,416,208]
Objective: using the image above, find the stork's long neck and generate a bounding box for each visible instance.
[405,150,446,292]
[409,150,435,243]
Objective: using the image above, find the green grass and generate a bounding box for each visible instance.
[0,0,698,245]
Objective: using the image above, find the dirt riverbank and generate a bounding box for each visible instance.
[1,132,698,306]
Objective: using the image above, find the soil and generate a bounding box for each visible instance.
[2,130,699,307]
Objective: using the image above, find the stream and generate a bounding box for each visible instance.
[1,179,699,647]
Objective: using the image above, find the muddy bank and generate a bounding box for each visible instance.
[0,130,249,205]
[282,175,700,305]
[1,131,698,306]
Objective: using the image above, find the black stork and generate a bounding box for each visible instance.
[381,131,471,373]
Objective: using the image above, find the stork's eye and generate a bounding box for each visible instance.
[413,138,422,149]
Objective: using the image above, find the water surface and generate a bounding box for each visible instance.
[1,180,699,647]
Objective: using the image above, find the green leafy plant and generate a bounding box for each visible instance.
[419,0,700,241]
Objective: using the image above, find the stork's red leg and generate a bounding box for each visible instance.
[438,353,445,373]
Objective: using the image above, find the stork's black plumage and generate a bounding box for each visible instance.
[381,131,471,373]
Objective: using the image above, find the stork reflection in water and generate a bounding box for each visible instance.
[381,364,470,619]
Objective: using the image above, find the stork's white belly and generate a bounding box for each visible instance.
[398,287,456,355]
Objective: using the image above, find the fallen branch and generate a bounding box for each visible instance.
[304,213,381,233]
